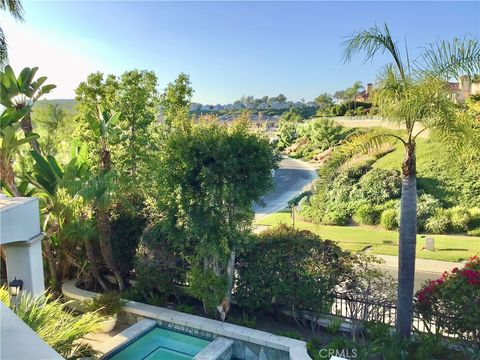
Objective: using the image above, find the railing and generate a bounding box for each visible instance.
[328,294,459,339]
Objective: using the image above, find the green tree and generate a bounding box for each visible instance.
[0,0,24,67]
[75,70,160,180]
[315,93,333,110]
[345,81,363,110]
[160,72,193,128]
[32,103,75,159]
[341,23,478,338]
[157,116,278,319]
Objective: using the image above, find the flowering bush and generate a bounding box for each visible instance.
[415,255,480,347]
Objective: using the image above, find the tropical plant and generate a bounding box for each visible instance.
[0,66,56,153]
[82,106,126,291]
[82,292,125,317]
[25,144,98,291]
[0,107,38,195]
[341,23,478,337]
[0,286,102,359]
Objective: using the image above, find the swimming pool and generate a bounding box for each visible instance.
[105,326,211,360]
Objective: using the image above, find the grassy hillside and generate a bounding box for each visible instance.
[373,138,480,207]
[257,212,480,262]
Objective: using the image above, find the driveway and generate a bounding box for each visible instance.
[254,157,317,220]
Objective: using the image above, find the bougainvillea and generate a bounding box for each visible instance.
[415,255,480,347]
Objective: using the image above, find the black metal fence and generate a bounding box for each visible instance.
[328,294,458,339]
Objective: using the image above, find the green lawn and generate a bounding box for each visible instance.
[256,212,480,262]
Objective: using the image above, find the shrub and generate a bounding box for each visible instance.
[322,209,350,225]
[235,225,350,314]
[380,208,399,230]
[353,203,381,225]
[415,255,480,347]
[425,209,451,234]
[356,168,402,205]
[449,206,471,232]
[468,228,480,237]
[416,194,442,231]
[83,292,125,317]
[468,207,480,230]
[134,221,186,304]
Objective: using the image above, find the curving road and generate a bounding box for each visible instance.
[254,157,317,220]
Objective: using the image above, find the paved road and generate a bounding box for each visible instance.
[254,157,317,220]
[377,255,464,291]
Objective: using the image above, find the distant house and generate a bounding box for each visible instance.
[189,103,201,112]
[258,102,269,110]
[449,76,480,102]
[355,83,373,102]
[293,101,304,109]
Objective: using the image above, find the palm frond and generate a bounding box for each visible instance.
[415,36,480,79]
[0,0,24,21]
[318,129,402,187]
[341,23,406,80]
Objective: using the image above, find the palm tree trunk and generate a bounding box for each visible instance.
[20,113,42,154]
[1,158,20,196]
[84,236,109,291]
[97,210,125,291]
[396,141,417,338]
[43,238,60,292]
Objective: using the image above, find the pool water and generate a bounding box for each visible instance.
[107,327,211,360]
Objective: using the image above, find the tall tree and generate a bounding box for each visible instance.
[341,23,478,338]
[0,0,24,68]
[160,73,193,129]
[157,115,278,319]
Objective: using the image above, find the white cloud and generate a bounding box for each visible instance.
[2,18,114,99]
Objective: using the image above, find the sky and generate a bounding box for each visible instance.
[2,1,479,104]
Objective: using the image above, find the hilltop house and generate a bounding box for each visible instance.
[449,76,480,102]
[355,83,373,102]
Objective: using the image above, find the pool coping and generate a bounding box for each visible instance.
[63,279,311,360]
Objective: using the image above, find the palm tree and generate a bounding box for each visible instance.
[84,107,126,291]
[0,0,24,68]
[350,80,364,110]
[341,23,479,338]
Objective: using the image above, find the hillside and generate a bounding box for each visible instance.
[373,138,480,207]
[34,99,77,114]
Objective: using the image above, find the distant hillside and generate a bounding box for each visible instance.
[34,99,77,114]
